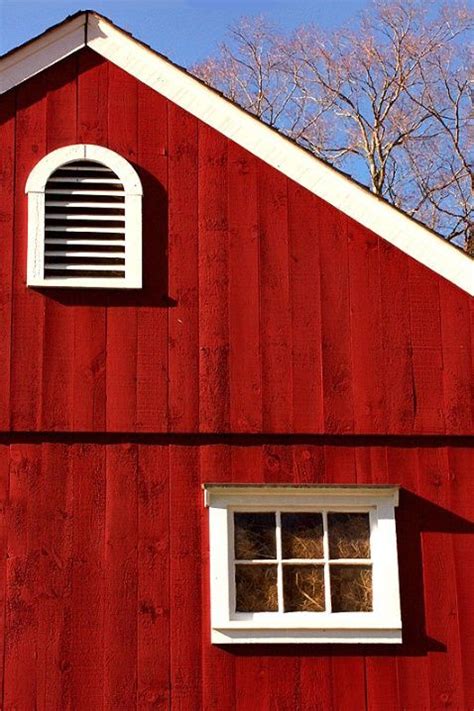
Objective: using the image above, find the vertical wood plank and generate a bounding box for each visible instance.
[379,241,415,434]
[34,443,74,709]
[288,182,324,433]
[0,445,9,704]
[74,49,108,431]
[299,654,333,711]
[386,445,431,709]
[471,301,474,409]
[137,444,170,709]
[258,165,292,432]
[41,56,77,431]
[169,446,201,709]
[168,105,199,432]
[4,444,41,708]
[318,205,354,433]
[198,124,230,432]
[136,84,169,432]
[103,444,138,710]
[0,92,15,431]
[10,78,47,430]
[417,447,465,710]
[77,48,108,144]
[70,443,106,710]
[408,263,444,434]
[228,144,262,432]
[439,282,472,434]
[200,444,235,711]
[449,445,474,708]
[348,220,385,433]
[106,63,138,432]
[292,444,326,485]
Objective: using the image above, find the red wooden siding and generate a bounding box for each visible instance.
[0,438,472,711]
[1,42,473,711]
[0,49,472,436]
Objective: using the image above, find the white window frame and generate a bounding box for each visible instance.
[204,484,401,644]
[25,143,143,289]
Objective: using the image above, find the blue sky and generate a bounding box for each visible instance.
[0,0,370,66]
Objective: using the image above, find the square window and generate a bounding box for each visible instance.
[204,484,401,644]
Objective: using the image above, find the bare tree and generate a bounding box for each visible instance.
[193,1,473,247]
[403,45,472,243]
[194,17,327,143]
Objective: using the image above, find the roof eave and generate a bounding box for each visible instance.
[1,10,473,295]
[0,12,87,94]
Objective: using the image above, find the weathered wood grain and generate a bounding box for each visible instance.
[1,45,472,711]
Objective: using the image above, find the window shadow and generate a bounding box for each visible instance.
[221,488,474,658]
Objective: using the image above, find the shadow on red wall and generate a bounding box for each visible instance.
[31,163,175,309]
[221,488,474,658]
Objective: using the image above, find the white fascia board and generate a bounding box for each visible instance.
[1,12,472,294]
[86,14,473,296]
[0,14,86,94]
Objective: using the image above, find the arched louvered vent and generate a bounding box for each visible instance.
[44,160,126,280]
[27,144,142,289]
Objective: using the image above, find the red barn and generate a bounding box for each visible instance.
[0,11,473,710]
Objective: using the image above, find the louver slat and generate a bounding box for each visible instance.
[45,226,126,233]
[44,159,127,281]
[45,239,126,246]
[45,190,126,195]
[48,178,123,184]
[45,251,125,258]
[44,260,125,272]
[46,202,125,208]
[59,166,114,172]
[46,214,125,221]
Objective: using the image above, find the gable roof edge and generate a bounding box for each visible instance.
[87,14,473,296]
[0,12,86,93]
[1,11,472,295]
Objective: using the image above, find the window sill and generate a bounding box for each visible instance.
[212,626,402,644]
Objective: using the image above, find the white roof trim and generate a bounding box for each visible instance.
[1,11,473,295]
[0,14,86,94]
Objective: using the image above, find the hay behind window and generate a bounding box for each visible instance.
[283,565,325,612]
[328,513,370,559]
[235,564,278,612]
[234,512,276,560]
[330,565,372,612]
[281,513,324,559]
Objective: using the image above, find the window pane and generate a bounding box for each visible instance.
[283,565,325,612]
[234,512,276,560]
[328,513,371,559]
[330,565,373,612]
[281,512,324,559]
[235,565,278,612]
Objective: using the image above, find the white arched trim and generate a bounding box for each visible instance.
[25,144,142,289]
[25,143,143,195]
